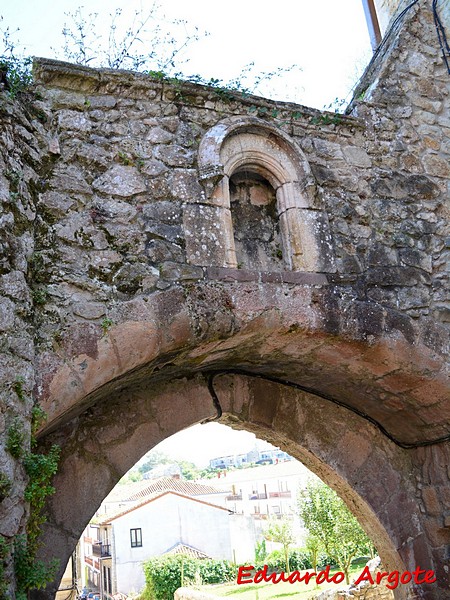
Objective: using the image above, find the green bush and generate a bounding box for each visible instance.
[288,549,312,571]
[0,20,33,98]
[0,536,10,599]
[199,559,236,584]
[254,547,330,573]
[0,474,12,501]
[143,555,236,600]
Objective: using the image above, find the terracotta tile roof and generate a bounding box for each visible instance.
[164,543,211,559]
[126,477,222,500]
[103,477,224,505]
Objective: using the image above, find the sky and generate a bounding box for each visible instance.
[149,422,275,468]
[0,0,372,468]
[0,0,373,108]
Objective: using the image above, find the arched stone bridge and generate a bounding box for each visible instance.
[0,3,448,599]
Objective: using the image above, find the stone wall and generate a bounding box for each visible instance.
[313,558,395,600]
[29,36,449,360]
[350,1,449,327]
[0,90,53,595]
[373,0,449,38]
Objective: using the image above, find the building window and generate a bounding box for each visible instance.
[130,528,142,548]
[103,565,112,595]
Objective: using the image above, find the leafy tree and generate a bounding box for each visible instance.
[255,538,267,563]
[177,460,200,481]
[264,518,295,575]
[298,479,374,584]
[138,452,200,480]
[138,451,172,475]
[198,466,218,479]
[305,533,321,574]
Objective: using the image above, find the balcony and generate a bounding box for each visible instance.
[249,493,268,500]
[92,542,111,557]
[268,491,291,498]
[226,494,243,501]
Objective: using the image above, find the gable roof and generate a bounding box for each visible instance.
[97,490,230,525]
[102,477,224,505]
[164,542,211,559]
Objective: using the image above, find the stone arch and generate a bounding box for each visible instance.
[35,373,425,600]
[32,283,449,600]
[185,116,335,272]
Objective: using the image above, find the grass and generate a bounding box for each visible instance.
[200,561,368,600]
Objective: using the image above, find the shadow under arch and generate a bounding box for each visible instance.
[32,281,448,600]
[35,373,426,600]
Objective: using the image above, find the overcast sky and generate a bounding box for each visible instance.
[149,422,275,468]
[1,0,372,108]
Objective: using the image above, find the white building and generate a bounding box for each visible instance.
[206,459,310,518]
[209,447,291,469]
[79,477,237,598]
[78,462,313,597]
[203,459,312,550]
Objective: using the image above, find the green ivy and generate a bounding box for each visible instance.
[2,400,61,597]
[14,534,59,597]
[6,419,25,459]
[30,405,47,443]
[32,287,48,306]
[0,474,12,502]
[12,376,26,401]
[23,445,60,555]
[0,536,10,599]
[101,317,114,334]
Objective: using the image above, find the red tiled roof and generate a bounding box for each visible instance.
[164,543,210,559]
[126,477,222,500]
[103,477,224,505]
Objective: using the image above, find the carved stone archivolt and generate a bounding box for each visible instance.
[191,116,336,272]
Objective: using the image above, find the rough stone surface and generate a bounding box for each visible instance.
[0,3,449,600]
[312,557,394,600]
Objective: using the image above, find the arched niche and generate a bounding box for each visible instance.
[186,116,335,272]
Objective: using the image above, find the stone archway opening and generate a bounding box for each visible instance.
[32,279,449,600]
[66,417,395,600]
[35,364,429,600]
